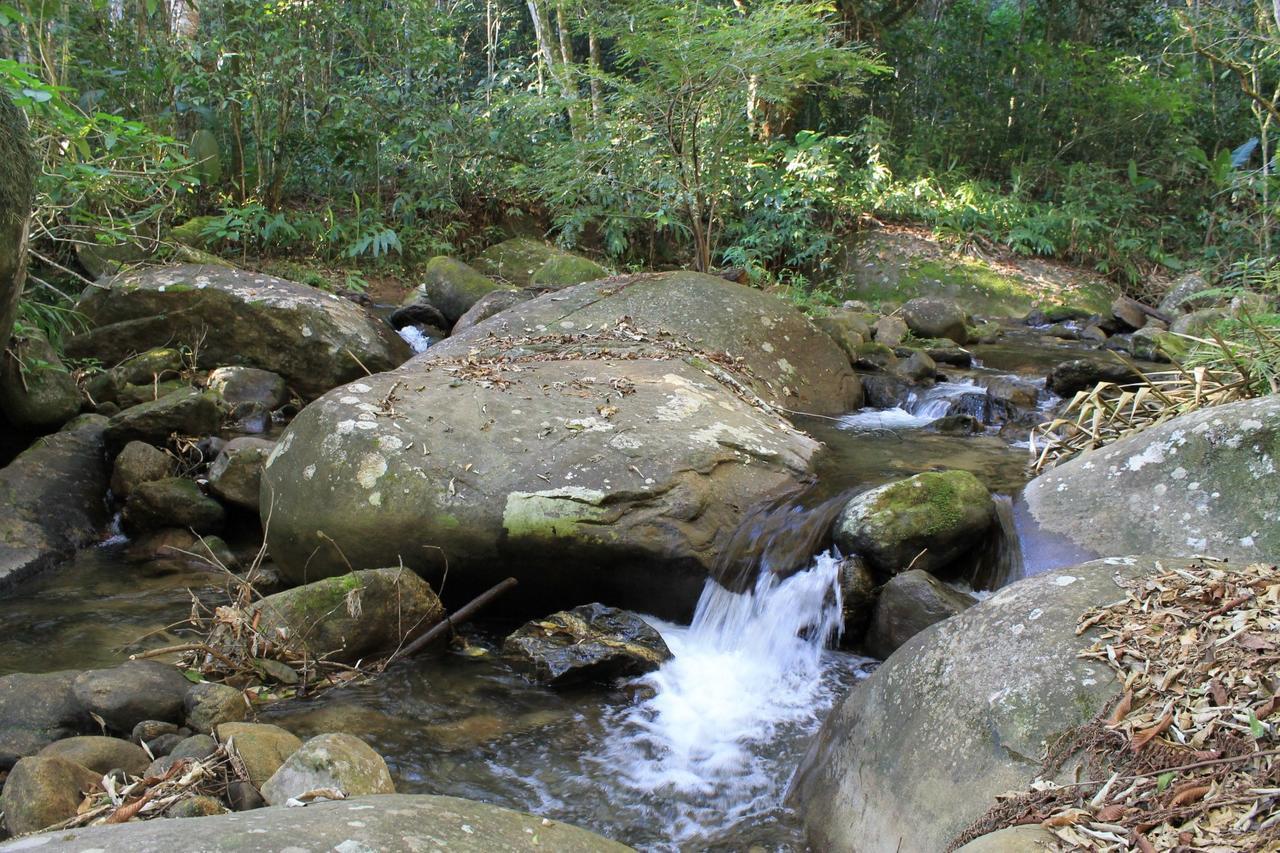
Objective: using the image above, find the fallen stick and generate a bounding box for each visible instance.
[391,577,519,661]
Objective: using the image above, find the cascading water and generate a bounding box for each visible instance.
[594,550,871,848]
[838,380,983,430]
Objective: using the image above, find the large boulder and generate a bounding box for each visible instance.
[259,732,394,805]
[262,357,820,618]
[789,556,1158,853]
[437,272,862,416]
[71,660,192,733]
[0,330,81,430]
[1,755,101,836]
[900,297,969,344]
[834,471,996,579]
[1025,395,1280,561]
[504,603,672,686]
[66,264,410,399]
[0,415,109,590]
[0,794,634,851]
[0,90,35,352]
[470,238,606,289]
[0,672,86,771]
[406,256,515,324]
[248,568,445,663]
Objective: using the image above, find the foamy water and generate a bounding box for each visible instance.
[398,326,434,353]
[838,380,982,430]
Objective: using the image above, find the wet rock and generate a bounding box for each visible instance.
[928,414,982,435]
[896,349,936,382]
[0,90,36,353]
[0,755,102,835]
[1025,395,1280,562]
[504,603,672,686]
[37,736,149,776]
[260,732,394,805]
[110,440,172,499]
[0,672,85,771]
[837,556,877,643]
[67,264,411,400]
[977,375,1039,410]
[8,793,635,851]
[207,437,275,512]
[121,477,225,535]
[169,734,218,762]
[0,330,82,430]
[215,722,301,788]
[249,568,445,664]
[72,661,192,733]
[450,288,531,334]
[912,338,972,366]
[872,315,909,347]
[103,387,224,453]
[165,795,224,818]
[206,366,288,410]
[789,558,1159,853]
[124,528,233,573]
[183,683,246,734]
[834,471,996,579]
[0,416,110,591]
[860,373,910,408]
[901,297,969,344]
[1045,358,1140,397]
[262,277,836,617]
[1042,322,1079,340]
[1080,323,1108,343]
[403,256,515,325]
[864,569,976,658]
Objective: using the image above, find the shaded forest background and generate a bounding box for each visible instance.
[4,0,1280,305]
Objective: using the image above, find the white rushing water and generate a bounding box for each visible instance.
[838,380,982,430]
[595,551,870,847]
[397,325,434,353]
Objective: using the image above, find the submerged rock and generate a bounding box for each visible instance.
[0,793,635,851]
[834,471,995,579]
[1,755,101,835]
[0,416,110,590]
[863,569,975,658]
[1025,394,1280,562]
[248,568,444,664]
[67,264,410,399]
[789,556,1159,852]
[260,732,394,805]
[504,603,672,686]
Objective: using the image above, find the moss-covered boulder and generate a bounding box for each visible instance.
[788,556,1158,853]
[0,90,35,352]
[167,215,221,250]
[470,237,607,290]
[1025,394,1280,562]
[248,568,445,663]
[0,416,109,590]
[834,471,995,579]
[813,311,869,361]
[260,733,394,805]
[103,387,224,453]
[121,477,225,535]
[0,329,82,430]
[67,264,410,399]
[407,256,515,325]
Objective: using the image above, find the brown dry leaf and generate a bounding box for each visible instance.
[1095,804,1125,822]
[1108,690,1134,726]
[1130,712,1173,751]
[1041,808,1089,828]
[1168,783,1212,808]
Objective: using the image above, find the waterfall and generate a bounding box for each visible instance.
[838,380,983,430]
[967,494,1025,590]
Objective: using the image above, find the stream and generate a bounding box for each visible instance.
[0,326,1129,850]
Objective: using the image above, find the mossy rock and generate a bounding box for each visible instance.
[0,330,82,430]
[0,90,36,350]
[121,477,225,535]
[834,470,996,578]
[470,238,607,290]
[168,216,223,250]
[408,256,513,324]
[531,252,608,289]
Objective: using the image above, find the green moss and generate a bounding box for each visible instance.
[872,471,985,537]
[168,216,222,249]
[0,91,35,220]
[531,253,608,288]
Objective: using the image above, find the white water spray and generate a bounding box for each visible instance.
[839,380,982,430]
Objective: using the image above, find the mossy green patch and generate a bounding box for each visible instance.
[502,488,608,541]
[870,471,986,538]
[531,253,607,288]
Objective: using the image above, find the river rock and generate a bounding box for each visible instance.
[165,795,224,818]
[66,264,410,399]
[0,90,35,352]
[0,793,635,851]
[207,437,275,511]
[1045,357,1141,397]
[260,733,394,805]
[1157,271,1215,315]
[1025,394,1280,561]
[169,734,218,762]
[103,387,224,453]
[901,297,969,344]
[789,556,1160,852]
[837,556,877,642]
[0,672,85,771]
[405,256,514,324]
[121,477,225,535]
[896,348,936,382]
[110,440,172,498]
[504,603,673,686]
[471,238,606,289]
[834,471,996,579]
[863,569,976,658]
[0,330,81,430]
[116,347,187,385]
[206,366,288,410]
[955,826,1060,852]
[813,311,869,360]
[36,735,150,776]
[183,683,245,734]
[72,661,192,733]
[249,568,445,664]
[215,723,302,788]
[1,755,102,836]
[450,288,531,334]
[0,416,110,590]
[872,315,909,346]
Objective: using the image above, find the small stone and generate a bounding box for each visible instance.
[144,754,179,778]
[169,734,217,762]
[206,437,275,512]
[183,682,246,734]
[145,732,185,757]
[131,720,179,744]
[226,779,265,811]
[260,733,395,806]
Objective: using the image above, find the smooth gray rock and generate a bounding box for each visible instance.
[206,366,288,410]
[0,672,85,771]
[450,288,531,334]
[103,387,224,453]
[406,256,515,324]
[206,437,275,511]
[1025,395,1280,562]
[790,557,1159,853]
[36,735,149,776]
[0,794,634,851]
[71,661,192,733]
[901,296,969,344]
[864,569,976,658]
